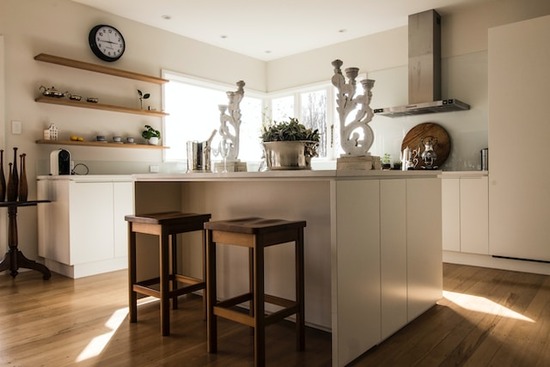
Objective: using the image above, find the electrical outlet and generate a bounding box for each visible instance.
[149,165,160,173]
[11,120,22,135]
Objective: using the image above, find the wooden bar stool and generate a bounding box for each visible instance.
[204,217,306,366]
[125,211,211,336]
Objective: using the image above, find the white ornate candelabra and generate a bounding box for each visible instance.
[331,59,379,170]
[217,80,245,161]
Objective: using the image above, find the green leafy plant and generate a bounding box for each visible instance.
[261,117,320,157]
[137,89,150,109]
[141,124,160,139]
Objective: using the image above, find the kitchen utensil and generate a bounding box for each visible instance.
[402,122,450,169]
[39,85,64,98]
[186,130,216,172]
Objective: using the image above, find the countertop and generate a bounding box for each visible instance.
[37,170,488,182]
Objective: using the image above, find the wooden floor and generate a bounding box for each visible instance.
[1,263,550,366]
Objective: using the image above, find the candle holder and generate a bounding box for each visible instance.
[331,59,380,170]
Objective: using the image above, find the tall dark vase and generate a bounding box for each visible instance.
[6,147,18,202]
[0,149,6,202]
[18,153,28,202]
[7,163,15,201]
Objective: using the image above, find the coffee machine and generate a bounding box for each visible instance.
[50,149,71,175]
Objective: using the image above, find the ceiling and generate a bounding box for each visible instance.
[71,0,489,61]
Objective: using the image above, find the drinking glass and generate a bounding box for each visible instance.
[219,139,232,173]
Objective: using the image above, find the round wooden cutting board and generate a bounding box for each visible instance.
[401,122,451,169]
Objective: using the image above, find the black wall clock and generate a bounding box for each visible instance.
[88,24,126,62]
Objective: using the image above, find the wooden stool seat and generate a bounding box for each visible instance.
[126,211,211,336]
[204,217,306,366]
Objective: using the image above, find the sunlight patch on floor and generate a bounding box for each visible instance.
[76,297,158,363]
[442,290,534,323]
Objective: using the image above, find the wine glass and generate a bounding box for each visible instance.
[218,139,232,173]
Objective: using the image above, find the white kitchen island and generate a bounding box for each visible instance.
[133,169,442,367]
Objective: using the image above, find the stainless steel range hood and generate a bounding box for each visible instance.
[373,10,470,117]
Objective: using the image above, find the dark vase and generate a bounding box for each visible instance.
[0,149,5,202]
[7,163,15,201]
[18,153,28,202]
[6,147,18,202]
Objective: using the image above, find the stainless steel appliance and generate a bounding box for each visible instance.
[374,10,470,117]
[50,149,71,175]
[481,148,488,171]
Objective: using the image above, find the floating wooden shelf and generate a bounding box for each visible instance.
[34,53,169,84]
[35,97,168,117]
[36,139,169,149]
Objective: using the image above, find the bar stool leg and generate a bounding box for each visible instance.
[254,243,266,367]
[160,232,170,336]
[201,229,207,320]
[248,247,255,321]
[171,234,179,310]
[296,229,305,351]
[206,230,218,353]
[128,225,137,323]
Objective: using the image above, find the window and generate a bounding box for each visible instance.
[163,71,264,162]
[270,84,335,159]
[163,72,348,162]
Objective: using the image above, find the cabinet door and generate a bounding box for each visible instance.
[38,180,71,264]
[113,182,134,258]
[441,178,460,252]
[460,177,489,254]
[380,179,407,340]
[489,15,550,261]
[69,182,114,264]
[407,178,442,321]
[335,179,380,367]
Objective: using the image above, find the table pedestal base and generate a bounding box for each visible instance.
[0,248,51,279]
[0,200,52,280]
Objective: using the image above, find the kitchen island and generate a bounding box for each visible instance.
[133,169,442,367]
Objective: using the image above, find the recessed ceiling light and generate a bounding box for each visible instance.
[338,29,347,33]
[265,50,272,54]
[220,35,228,39]
[161,15,171,20]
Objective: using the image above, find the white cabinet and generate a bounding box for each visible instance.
[442,178,460,252]
[380,179,407,340]
[38,177,134,278]
[460,177,489,254]
[406,178,442,321]
[442,176,488,255]
[489,15,550,262]
[335,179,381,366]
[334,177,441,366]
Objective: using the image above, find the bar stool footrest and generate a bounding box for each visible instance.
[213,292,298,327]
[134,275,206,299]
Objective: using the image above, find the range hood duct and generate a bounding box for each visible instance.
[374,10,470,117]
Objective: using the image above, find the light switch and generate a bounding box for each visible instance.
[11,120,22,135]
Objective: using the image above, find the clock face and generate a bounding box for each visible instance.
[88,24,125,62]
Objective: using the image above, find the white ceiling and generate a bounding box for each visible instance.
[71,0,489,61]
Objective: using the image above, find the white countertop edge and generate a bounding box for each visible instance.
[37,175,134,182]
[439,171,488,178]
[132,169,442,181]
[37,170,484,182]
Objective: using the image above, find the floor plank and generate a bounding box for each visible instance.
[2,263,550,366]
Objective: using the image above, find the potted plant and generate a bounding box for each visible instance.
[260,117,320,170]
[142,124,161,145]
